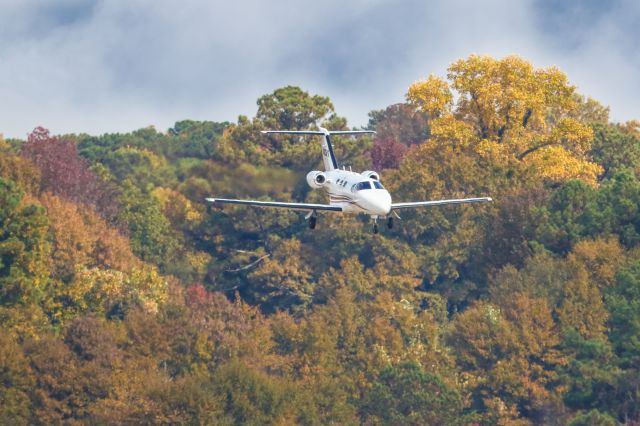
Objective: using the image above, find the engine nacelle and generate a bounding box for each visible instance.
[306,171,327,189]
[361,170,380,181]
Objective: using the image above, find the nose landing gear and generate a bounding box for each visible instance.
[387,216,393,229]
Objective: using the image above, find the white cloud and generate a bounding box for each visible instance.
[0,0,638,138]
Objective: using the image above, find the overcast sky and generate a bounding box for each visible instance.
[1,0,638,138]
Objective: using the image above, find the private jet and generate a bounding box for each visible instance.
[206,128,492,233]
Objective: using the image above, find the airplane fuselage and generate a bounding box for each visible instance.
[318,169,392,217]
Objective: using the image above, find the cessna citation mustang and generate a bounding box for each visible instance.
[206,128,492,233]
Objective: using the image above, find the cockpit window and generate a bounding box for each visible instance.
[373,181,385,190]
[355,181,372,191]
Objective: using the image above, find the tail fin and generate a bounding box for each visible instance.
[261,128,375,172]
[321,131,338,171]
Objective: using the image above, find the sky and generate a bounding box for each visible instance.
[1,0,638,138]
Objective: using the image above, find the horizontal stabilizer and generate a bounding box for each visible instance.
[261,130,375,136]
[326,130,376,135]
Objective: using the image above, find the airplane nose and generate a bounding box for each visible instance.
[364,190,391,215]
[379,191,392,214]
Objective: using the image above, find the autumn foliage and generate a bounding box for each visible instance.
[21,127,121,222]
[1,56,639,424]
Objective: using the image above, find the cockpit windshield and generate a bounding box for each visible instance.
[373,181,385,190]
[354,181,372,191]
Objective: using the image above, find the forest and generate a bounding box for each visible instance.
[1,55,640,425]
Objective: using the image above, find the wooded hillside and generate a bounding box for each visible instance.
[1,55,639,425]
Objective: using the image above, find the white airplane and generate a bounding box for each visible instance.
[206,128,492,233]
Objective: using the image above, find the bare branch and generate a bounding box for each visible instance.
[517,140,556,160]
[226,254,270,273]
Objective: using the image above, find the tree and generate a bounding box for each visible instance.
[560,330,620,418]
[532,180,598,254]
[0,331,34,425]
[67,265,168,319]
[368,103,430,147]
[595,171,640,247]
[168,120,229,159]
[589,122,640,179]
[210,361,312,425]
[78,126,172,164]
[0,178,50,335]
[608,264,640,352]
[567,238,625,289]
[247,239,314,312]
[21,127,120,222]
[407,55,602,186]
[567,410,617,426]
[571,94,610,125]
[370,138,408,170]
[217,86,367,171]
[22,335,84,422]
[151,187,211,283]
[368,103,430,169]
[40,193,139,283]
[0,151,41,195]
[490,249,570,311]
[479,187,549,270]
[177,288,275,374]
[557,264,608,340]
[101,146,175,190]
[256,86,335,130]
[449,296,566,424]
[362,362,467,425]
[118,182,179,271]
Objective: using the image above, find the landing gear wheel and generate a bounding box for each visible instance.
[387,217,394,229]
[309,216,317,230]
[373,223,379,234]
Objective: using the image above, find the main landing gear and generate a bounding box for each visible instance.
[372,213,399,233]
[306,210,317,230]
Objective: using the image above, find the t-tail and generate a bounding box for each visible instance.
[261,127,375,171]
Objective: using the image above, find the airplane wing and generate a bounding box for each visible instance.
[391,197,492,210]
[261,131,324,135]
[205,198,343,212]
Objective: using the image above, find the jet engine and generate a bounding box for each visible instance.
[306,171,327,189]
[361,170,380,181]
